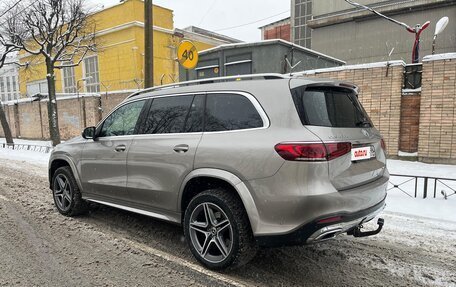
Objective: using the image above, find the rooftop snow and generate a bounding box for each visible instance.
[295,60,405,75]
[423,53,456,62]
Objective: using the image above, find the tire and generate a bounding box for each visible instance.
[52,166,88,216]
[184,189,257,270]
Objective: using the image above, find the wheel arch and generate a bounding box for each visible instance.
[179,168,260,234]
[49,155,82,191]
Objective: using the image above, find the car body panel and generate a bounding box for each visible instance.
[49,77,389,242]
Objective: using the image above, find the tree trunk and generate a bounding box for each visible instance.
[0,102,13,145]
[46,59,61,146]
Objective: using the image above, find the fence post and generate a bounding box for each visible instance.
[423,177,428,198]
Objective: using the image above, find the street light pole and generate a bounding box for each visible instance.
[144,0,154,88]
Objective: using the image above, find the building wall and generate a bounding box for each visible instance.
[310,6,456,64]
[290,0,312,48]
[291,0,456,64]
[181,42,344,81]
[0,64,20,102]
[18,0,221,97]
[419,55,456,164]
[263,24,291,42]
[399,93,421,153]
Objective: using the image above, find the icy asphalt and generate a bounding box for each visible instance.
[0,158,455,287]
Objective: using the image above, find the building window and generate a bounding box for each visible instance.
[62,63,77,93]
[0,77,5,102]
[26,80,48,96]
[84,56,100,93]
[6,77,11,101]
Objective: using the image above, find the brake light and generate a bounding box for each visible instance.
[274,142,351,161]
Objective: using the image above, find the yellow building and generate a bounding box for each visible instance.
[19,0,239,96]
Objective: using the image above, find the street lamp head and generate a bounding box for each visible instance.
[434,16,449,36]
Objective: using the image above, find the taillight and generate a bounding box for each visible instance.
[274,142,351,161]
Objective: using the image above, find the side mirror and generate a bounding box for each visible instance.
[82,126,96,139]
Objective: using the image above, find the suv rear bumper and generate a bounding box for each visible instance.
[255,197,386,247]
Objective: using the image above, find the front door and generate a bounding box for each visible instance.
[80,99,147,202]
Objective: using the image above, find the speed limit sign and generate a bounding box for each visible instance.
[177,40,199,69]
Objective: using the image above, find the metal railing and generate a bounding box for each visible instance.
[389,173,456,199]
[0,143,52,153]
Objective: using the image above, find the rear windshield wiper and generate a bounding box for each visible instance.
[356,119,371,127]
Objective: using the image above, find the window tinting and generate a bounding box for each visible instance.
[100,100,145,137]
[291,87,372,128]
[205,94,263,132]
[141,95,194,134]
[184,95,204,133]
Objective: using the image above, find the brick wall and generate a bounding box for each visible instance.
[264,24,291,42]
[302,62,405,156]
[399,93,421,153]
[418,55,456,164]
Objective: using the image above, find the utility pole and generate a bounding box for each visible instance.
[144,0,154,88]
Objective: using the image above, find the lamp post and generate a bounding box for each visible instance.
[432,17,449,54]
[76,76,93,128]
[76,76,93,99]
[345,0,431,63]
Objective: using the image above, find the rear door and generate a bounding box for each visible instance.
[290,84,387,190]
[126,94,204,211]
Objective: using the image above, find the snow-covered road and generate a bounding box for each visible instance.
[0,141,455,286]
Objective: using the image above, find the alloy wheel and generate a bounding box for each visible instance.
[188,202,233,263]
[53,174,73,212]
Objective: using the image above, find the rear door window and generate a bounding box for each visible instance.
[140,95,195,134]
[291,87,372,128]
[205,93,263,132]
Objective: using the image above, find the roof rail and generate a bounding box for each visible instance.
[126,73,289,99]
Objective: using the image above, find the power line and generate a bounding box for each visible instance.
[0,0,23,19]
[214,10,290,32]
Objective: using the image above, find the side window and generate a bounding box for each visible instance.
[205,94,263,132]
[184,95,204,133]
[141,95,195,134]
[99,100,145,137]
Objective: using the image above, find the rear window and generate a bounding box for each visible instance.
[291,86,372,128]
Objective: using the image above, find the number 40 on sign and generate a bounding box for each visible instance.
[177,40,199,70]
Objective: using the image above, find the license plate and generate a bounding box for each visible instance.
[351,146,375,161]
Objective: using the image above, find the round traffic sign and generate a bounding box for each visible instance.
[177,40,199,69]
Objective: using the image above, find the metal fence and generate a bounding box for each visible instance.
[0,143,52,153]
[389,174,456,199]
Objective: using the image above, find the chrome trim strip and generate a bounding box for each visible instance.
[85,199,179,223]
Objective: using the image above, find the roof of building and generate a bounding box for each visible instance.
[199,39,346,64]
[181,26,242,44]
[258,17,291,29]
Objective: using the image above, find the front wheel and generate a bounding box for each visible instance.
[52,166,88,216]
[184,189,257,270]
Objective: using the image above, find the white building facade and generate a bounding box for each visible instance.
[0,55,20,102]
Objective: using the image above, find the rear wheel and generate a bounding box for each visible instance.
[184,189,257,270]
[52,166,88,216]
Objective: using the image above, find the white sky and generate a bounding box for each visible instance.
[89,0,291,41]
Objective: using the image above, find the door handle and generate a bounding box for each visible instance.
[114,145,126,152]
[173,144,189,153]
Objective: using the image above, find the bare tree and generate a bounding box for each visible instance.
[0,33,21,146]
[3,0,97,146]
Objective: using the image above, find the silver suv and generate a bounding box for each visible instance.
[49,74,388,270]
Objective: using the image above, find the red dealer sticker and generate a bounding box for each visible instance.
[351,146,372,161]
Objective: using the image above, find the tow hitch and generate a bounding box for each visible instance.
[348,218,384,238]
